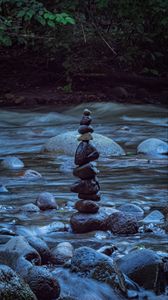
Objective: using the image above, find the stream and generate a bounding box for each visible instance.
[0,102,167,299]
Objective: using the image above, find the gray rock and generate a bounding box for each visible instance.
[43,131,125,156]
[71,246,115,283]
[106,211,139,234]
[142,210,165,225]
[137,138,168,155]
[1,156,24,169]
[52,242,74,265]
[27,236,52,264]
[20,203,40,212]
[0,236,41,275]
[25,266,60,300]
[23,169,42,180]
[0,264,37,300]
[117,249,164,290]
[118,203,144,220]
[36,192,58,210]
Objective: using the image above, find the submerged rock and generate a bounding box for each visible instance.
[43,131,125,156]
[0,264,37,300]
[36,192,58,210]
[118,203,144,220]
[117,249,164,290]
[1,156,24,169]
[137,138,168,155]
[22,169,42,179]
[0,184,8,192]
[20,203,40,212]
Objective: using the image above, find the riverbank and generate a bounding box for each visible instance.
[0,52,167,108]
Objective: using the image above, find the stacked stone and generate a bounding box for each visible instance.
[71,109,101,214]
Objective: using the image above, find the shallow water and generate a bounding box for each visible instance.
[0,103,168,298]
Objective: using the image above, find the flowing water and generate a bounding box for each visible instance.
[0,102,167,299]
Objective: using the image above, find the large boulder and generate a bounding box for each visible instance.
[42,131,125,156]
[137,138,168,155]
[70,246,115,283]
[117,249,165,290]
[0,264,37,300]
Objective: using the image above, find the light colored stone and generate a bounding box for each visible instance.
[2,156,24,169]
[43,131,125,156]
[142,210,165,224]
[77,132,93,141]
[137,138,168,155]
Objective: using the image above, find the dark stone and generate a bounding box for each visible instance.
[25,266,60,300]
[70,208,108,233]
[117,249,164,290]
[80,116,92,125]
[75,142,99,166]
[78,125,94,134]
[78,192,101,201]
[0,264,37,300]
[73,163,98,179]
[71,179,100,194]
[75,200,99,213]
[27,236,52,264]
[106,212,139,234]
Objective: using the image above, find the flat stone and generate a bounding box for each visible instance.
[78,125,94,134]
[43,131,125,157]
[137,138,168,155]
[77,132,93,141]
[73,163,98,179]
[71,179,100,194]
[78,192,101,201]
[75,141,99,165]
[75,200,99,213]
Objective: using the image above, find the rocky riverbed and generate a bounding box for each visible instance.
[0,103,167,299]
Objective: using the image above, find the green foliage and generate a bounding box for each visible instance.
[0,0,167,76]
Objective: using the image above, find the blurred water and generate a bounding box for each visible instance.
[0,102,167,254]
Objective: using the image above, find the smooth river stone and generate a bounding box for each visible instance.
[43,131,125,157]
[75,200,99,213]
[78,125,94,134]
[71,179,100,194]
[78,192,101,201]
[80,115,92,125]
[75,141,99,165]
[83,109,91,116]
[73,163,98,179]
[137,138,168,155]
[77,132,93,141]
[1,156,24,169]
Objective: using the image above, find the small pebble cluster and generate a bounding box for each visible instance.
[71,109,101,213]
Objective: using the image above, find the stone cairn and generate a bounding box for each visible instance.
[71,109,101,214]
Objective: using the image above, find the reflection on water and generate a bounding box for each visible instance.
[0,103,167,254]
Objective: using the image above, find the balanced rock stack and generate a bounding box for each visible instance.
[71,109,101,214]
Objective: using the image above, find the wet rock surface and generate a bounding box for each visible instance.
[51,242,74,265]
[106,211,139,234]
[1,156,24,169]
[75,200,99,213]
[117,249,165,291]
[0,264,37,300]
